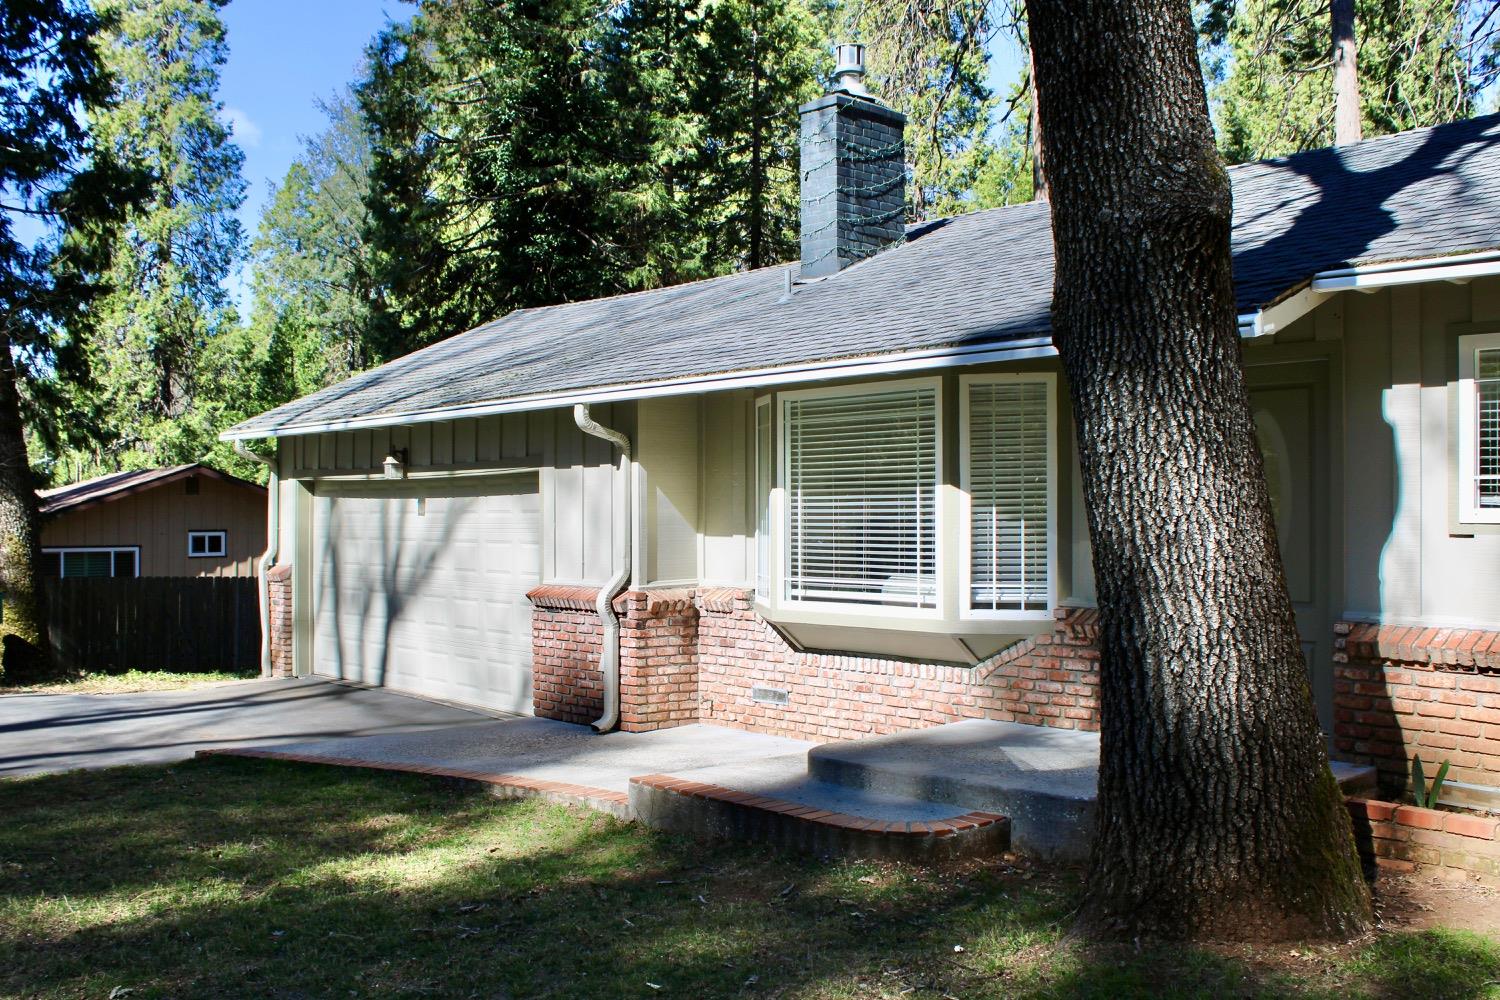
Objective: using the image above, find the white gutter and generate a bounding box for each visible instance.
[572,404,631,734]
[220,337,1058,442]
[234,439,279,679]
[1238,250,1500,339]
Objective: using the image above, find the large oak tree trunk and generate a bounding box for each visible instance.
[1023,0,1371,940]
[0,331,50,680]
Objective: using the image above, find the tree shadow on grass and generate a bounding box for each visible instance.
[2,756,1497,999]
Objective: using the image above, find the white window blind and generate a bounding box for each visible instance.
[1478,347,1499,511]
[967,380,1051,611]
[784,386,938,608]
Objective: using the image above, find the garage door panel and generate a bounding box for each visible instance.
[312,476,540,715]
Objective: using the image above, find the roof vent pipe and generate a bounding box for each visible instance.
[832,42,870,97]
[573,403,631,733]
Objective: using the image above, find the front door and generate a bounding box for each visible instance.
[1247,359,1334,732]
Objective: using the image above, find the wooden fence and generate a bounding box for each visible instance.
[44,577,259,673]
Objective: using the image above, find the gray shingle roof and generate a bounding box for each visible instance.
[228,112,1500,439]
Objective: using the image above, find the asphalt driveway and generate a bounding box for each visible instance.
[0,677,502,777]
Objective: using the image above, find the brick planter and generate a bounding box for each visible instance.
[1346,797,1500,883]
[1333,622,1500,793]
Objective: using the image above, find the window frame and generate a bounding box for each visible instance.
[187,529,227,558]
[42,546,141,579]
[959,373,1058,622]
[777,377,945,619]
[1457,331,1500,525]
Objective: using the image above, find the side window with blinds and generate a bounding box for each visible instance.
[782,384,939,609]
[964,378,1054,614]
[1459,333,1500,524]
[755,397,772,598]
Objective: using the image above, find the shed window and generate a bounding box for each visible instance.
[188,530,227,557]
[43,547,139,578]
[963,377,1055,615]
[782,383,939,609]
[1459,333,1500,524]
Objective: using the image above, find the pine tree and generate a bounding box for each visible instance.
[78,0,246,472]
[358,0,635,361]
[846,0,1000,219]
[248,92,376,397]
[0,0,144,673]
[1212,0,1495,162]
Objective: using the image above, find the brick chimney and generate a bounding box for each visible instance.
[798,43,907,279]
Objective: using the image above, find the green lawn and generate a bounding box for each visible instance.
[0,668,258,695]
[1,758,1496,999]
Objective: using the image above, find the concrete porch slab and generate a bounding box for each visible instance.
[804,720,1380,861]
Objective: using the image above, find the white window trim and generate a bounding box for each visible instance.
[1458,332,1500,525]
[187,530,227,558]
[777,377,945,620]
[754,395,773,603]
[959,373,1058,622]
[43,546,141,578]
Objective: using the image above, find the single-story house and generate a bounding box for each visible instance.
[39,464,267,579]
[224,57,1500,798]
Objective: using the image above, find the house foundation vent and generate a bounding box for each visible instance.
[751,685,791,707]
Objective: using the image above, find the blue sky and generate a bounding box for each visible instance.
[219,0,400,247]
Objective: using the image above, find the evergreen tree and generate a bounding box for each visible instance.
[248,93,376,397]
[846,0,1000,219]
[77,0,246,472]
[0,0,143,673]
[1212,0,1496,162]
[358,0,635,361]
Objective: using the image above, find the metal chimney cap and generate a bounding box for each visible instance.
[832,42,871,97]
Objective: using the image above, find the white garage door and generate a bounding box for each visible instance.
[312,475,541,714]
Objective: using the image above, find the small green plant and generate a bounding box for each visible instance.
[1412,755,1452,809]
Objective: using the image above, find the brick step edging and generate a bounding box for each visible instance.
[194,748,631,819]
[628,773,1010,861]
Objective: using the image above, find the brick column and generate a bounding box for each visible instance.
[527,585,605,725]
[618,589,700,732]
[266,563,294,677]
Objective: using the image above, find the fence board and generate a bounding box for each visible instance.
[43,577,259,673]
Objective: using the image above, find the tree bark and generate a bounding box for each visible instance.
[1331,0,1361,146]
[1023,0,1371,940]
[0,329,50,680]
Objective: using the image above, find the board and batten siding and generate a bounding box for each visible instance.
[277,403,631,587]
[1268,275,1500,629]
[40,475,266,577]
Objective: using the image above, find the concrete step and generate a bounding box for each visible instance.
[1330,760,1379,797]
[630,753,1009,861]
[807,720,1098,862]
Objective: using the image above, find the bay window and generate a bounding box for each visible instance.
[781,382,940,610]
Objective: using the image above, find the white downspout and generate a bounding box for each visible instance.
[235,439,280,679]
[573,403,631,733]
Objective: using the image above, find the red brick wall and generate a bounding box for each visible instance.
[696,589,1100,741]
[619,589,699,732]
[1347,797,1500,884]
[527,585,1103,741]
[266,563,293,678]
[1334,621,1500,792]
[528,586,605,726]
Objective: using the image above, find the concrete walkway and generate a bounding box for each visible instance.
[0,678,499,777]
[227,716,814,797]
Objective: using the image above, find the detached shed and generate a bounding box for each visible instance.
[39,464,267,579]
